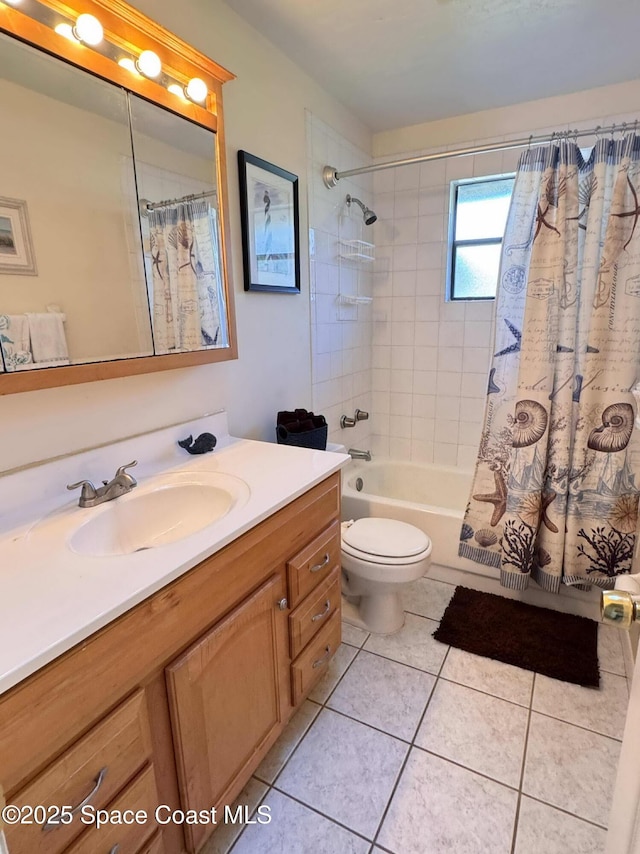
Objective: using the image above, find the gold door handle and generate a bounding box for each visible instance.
[601,590,640,629]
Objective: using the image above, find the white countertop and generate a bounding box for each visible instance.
[0,412,349,695]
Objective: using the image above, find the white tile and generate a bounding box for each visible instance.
[254,701,321,784]
[464,321,493,347]
[438,321,464,346]
[458,419,481,445]
[390,369,413,393]
[389,391,413,415]
[308,642,358,703]
[277,709,408,839]
[389,415,412,439]
[437,346,463,373]
[523,713,621,827]
[391,321,415,346]
[433,442,459,466]
[392,244,417,271]
[412,370,437,395]
[419,160,447,187]
[341,622,370,648]
[411,439,434,462]
[232,789,369,854]
[411,417,435,442]
[462,346,491,373]
[532,671,628,740]
[514,797,607,854]
[403,577,455,621]
[415,295,441,322]
[417,241,443,270]
[441,646,533,706]
[436,394,461,421]
[378,748,518,854]
[202,778,268,854]
[414,345,438,371]
[458,444,479,469]
[434,419,459,444]
[364,613,448,674]
[394,189,419,219]
[414,321,439,346]
[437,371,462,395]
[392,270,417,297]
[416,680,528,787]
[390,346,414,371]
[328,651,435,740]
[416,268,443,296]
[598,625,626,676]
[412,394,436,419]
[393,216,418,245]
[460,372,487,399]
[389,437,412,460]
[395,163,421,191]
[418,213,445,243]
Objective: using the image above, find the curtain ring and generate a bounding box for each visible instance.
[527,134,533,151]
[610,122,616,139]
[594,125,602,141]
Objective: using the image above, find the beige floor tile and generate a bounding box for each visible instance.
[416,679,528,787]
[328,650,435,740]
[533,671,628,740]
[378,748,518,854]
[522,713,621,827]
[598,624,626,677]
[341,622,370,648]
[308,642,358,703]
[201,778,268,854]
[440,646,533,706]
[514,796,606,853]
[402,576,455,621]
[255,700,321,783]
[276,708,408,839]
[363,613,448,674]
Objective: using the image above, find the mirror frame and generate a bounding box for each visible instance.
[0,0,237,395]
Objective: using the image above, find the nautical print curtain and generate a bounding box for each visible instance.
[460,134,640,591]
[148,199,228,354]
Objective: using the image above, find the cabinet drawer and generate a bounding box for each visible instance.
[65,764,158,854]
[287,520,340,607]
[6,690,152,854]
[291,611,341,705]
[289,568,341,659]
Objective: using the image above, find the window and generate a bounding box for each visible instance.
[448,175,514,300]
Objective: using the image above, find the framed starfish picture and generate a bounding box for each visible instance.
[237,151,300,294]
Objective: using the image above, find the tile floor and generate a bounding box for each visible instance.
[204,577,628,854]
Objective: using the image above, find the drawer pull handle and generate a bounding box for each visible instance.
[109,846,120,854]
[311,600,331,622]
[43,766,108,831]
[310,553,330,573]
[312,645,332,669]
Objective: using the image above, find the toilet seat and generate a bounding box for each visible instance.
[342,518,431,566]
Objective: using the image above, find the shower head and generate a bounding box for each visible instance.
[346,194,377,225]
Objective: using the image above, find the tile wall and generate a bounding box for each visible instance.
[369,107,640,469]
[306,113,374,450]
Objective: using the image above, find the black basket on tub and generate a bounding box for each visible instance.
[276,409,328,450]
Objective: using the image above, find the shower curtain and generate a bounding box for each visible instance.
[460,133,640,592]
[148,199,228,354]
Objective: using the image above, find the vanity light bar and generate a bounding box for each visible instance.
[4,0,211,110]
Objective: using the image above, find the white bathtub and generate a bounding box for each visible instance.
[341,459,472,571]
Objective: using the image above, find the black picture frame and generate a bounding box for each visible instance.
[237,151,300,293]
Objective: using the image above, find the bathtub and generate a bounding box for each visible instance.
[341,459,472,571]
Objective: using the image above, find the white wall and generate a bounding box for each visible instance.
[368,79,640,467]
[0,0,372,472]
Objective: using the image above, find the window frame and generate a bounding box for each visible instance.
[446,173,515,302]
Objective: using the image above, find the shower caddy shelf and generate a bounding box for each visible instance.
[337,294,373,306]
[337,238,375,263]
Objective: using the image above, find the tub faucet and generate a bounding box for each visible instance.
[348,448,372,461]
[67,461,138,508]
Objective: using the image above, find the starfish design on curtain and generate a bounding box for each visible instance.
[541,490,559,533]
[472,469,508,526]
[151,248,164,281]
[494,319,521,357]
[612,176,640,250]
[532,175,566,243]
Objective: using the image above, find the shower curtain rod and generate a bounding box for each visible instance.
[322,120,639,188]
[142,189,217,213]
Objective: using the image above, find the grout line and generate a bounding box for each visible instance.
[369,642,452,850]
[528,708,624,743]
[521,793,609,831]
[269,784,375,845]
[509,672,536,854]
[358,643,447,677]
[226,779,273,854]
[437,673,532,708]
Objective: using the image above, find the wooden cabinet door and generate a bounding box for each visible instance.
[166,574,289,852]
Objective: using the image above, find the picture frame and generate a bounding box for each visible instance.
[0,197,37,276]
[237,151,300,293]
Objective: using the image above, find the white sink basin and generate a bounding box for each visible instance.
[68,471,250,557]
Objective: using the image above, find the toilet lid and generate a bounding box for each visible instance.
[342,518,430,559]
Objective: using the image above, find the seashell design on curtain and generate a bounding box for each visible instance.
[148,199,228,355]
[460,133,640,591]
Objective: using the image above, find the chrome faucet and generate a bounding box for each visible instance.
[67,461,138,508]
[348,448,372,461]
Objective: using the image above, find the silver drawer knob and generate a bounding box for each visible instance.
[278,597,288,611]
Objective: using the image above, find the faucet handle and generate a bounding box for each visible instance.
[67,480,97,500]
[115,461,138,481]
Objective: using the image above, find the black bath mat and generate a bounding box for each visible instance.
[433,586,600,687]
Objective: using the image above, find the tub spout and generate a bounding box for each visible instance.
[348,448,371,461]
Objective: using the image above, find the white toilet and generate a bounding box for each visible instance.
[341,517,432,635]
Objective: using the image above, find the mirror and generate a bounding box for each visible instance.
[130,97,228,353]
[0,0,236,390]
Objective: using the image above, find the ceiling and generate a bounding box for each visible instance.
[223,0,640,132]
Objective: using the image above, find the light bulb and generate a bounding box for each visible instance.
[136,50,161,79]
[73,13,103,45]
[167,83,187,101]
[118,57,140,75]
[186,77,207,103]
[54,23,76,41]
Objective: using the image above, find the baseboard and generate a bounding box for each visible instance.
[427,562,601,620]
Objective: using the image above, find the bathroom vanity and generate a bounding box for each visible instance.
[0,414,347,853]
